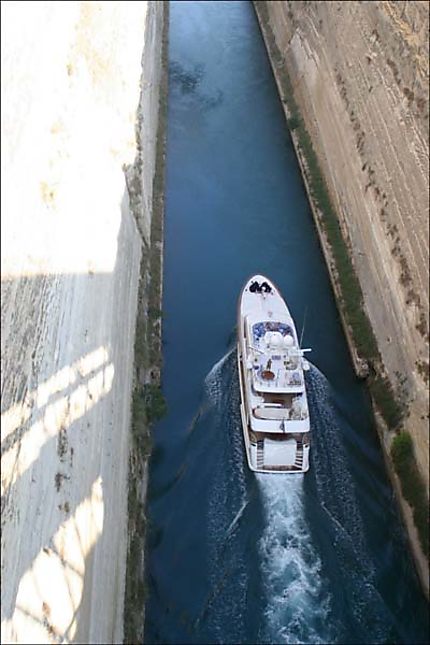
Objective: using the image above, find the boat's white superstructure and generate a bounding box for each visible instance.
[237,275,311,473]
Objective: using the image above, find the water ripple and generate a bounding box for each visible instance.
[307,366,395,644]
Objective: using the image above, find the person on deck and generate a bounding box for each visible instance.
[261,281,272,293]
[250,281,261,293]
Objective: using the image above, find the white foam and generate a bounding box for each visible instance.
[225,499,249,537]
[257,474,333,644]
[204,349,235,406]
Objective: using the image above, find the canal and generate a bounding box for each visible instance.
[144,2,429,643]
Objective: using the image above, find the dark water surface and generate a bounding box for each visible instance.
[144,2,429,643]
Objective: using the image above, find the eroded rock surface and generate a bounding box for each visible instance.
[263,0,429,487]
[1,2,164,642]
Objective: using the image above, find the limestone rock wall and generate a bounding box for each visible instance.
[262,0,429,487]
[1,2,165,642]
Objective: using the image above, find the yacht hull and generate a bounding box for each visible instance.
[237,275,310,474]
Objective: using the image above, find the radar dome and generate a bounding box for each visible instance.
[272,332,284,348]
[283,334,294,347]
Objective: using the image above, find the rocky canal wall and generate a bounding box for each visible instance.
[254,0,429,595]
[1,1,166,642]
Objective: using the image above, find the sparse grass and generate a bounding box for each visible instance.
[130,388,154,454]
[391,432,429,557]
[253,0,402,430]
[124,529,145,644]
[147,3,168,371]
[124,4,169,643]
[133,282,150,367]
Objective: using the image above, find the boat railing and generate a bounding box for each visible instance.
[254,406,308,421]
[253,368,303,389]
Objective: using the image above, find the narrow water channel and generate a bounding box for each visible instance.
[144,2,429,643]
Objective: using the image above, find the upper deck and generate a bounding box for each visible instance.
[238,275,310,395]
[246,317,306,393]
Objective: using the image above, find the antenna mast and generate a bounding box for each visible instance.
[299,307,307,349]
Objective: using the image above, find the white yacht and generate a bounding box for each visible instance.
[237,275,311,473]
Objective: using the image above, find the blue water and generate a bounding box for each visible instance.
[144,2,429,643]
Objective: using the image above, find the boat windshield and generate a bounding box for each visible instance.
[252,321,293,344]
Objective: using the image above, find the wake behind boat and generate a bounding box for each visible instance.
[237,275,311,473]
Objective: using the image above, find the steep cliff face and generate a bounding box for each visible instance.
[261,1,429,487]
[1,2,164,642]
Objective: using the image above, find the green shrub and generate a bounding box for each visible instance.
[370,378,402,430]
[148,307,163,320]
[143,384,167,423]
[391,432,429,557]
[132,388,146,427]
[287,115,300,130]
[391,431,413,462]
